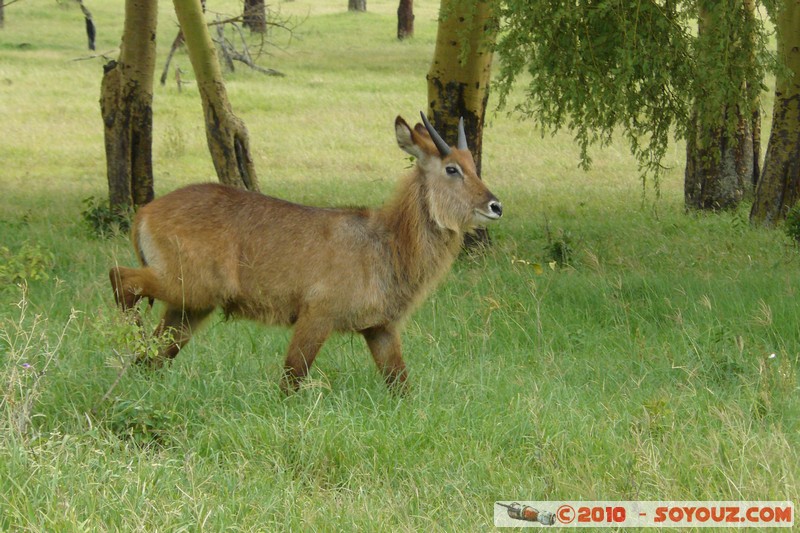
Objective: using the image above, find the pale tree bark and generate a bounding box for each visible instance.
[173,0,259,191]
[349,0,366,12]
[427,0,494,175]
[427,0,490,248]
[750,0,800,226]
[397,0,414,40]
[100,0,158,211]
[427,0,495,246]
[684,2,760,211]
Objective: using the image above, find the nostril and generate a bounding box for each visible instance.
[489,201,503,217]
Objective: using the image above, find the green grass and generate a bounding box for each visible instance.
[1,0,798,530]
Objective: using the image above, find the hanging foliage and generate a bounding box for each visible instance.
[495,0,778,190]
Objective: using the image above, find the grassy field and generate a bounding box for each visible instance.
[1,0,798,530]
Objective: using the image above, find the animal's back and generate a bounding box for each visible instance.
[133,183,389,328]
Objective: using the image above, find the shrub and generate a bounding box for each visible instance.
[0,242,55,287]
[784,204,800,244]
[81,196,131,238]
[545,228,575,266]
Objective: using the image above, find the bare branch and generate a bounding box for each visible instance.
[209,14,287,77]
[71,49,118,62]
[228,49,286,77]
[211,30,285,77]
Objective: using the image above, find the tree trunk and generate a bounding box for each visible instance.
[743,0,762,193]
[684,105,756,210]
[173,0,259,191]
[750,0,800,226]
[100,0,158,211]
[348,0,366,12]
[243,0,267,34]
[397,0,414,40]
[427,0,495,247]
[684,4,759,211]
[751,107,761,190]
[427,0,494,176]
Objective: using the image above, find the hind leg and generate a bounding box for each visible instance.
[110,266,162,310]
[140,306,214,368]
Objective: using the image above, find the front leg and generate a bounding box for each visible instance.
[280,313,333,394]
[362,325,408,392]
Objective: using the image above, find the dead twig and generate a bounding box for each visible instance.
[71,49,117,62]
[212,17,286,77]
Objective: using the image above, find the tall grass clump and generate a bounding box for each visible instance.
[1,287,76,438]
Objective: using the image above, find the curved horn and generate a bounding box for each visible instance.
[420,111,451,157]
[457,117,468,150]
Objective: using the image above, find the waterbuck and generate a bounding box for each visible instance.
[110,112,503,393]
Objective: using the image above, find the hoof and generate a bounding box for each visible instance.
[386,371,410,396]
[279,374,301,395]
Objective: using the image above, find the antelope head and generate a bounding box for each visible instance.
[395,112,503,232]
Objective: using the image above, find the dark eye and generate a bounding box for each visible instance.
[445,165,461,177]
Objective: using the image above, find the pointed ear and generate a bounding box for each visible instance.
[414,123,430,138]
[395,116,428,160]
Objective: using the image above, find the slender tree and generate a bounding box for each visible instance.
[100,0,158,211]
[750,0,800,225]
[160,30,185,86]
[173,0,259,191]
[397,0,414,40]
[75,0,96,50]
[427,0,496,246]
[427,0,495,175]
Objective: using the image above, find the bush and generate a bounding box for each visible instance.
[784,204,800,244]
[545,228,575,266]
[81,196,132,238]
[0,242,55,287]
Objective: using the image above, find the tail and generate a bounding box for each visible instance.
[128,218,154,308]
[130,217,148,267]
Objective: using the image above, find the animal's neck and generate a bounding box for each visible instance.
[378,173,462,291]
